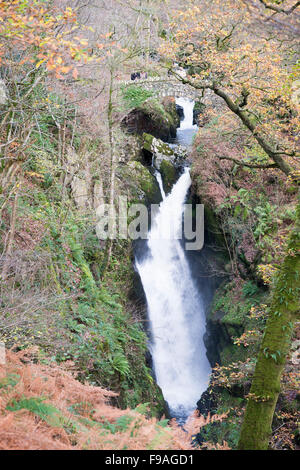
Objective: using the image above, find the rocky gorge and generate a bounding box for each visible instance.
[1,0,299,452]
[120,95,228,420]
[120,91,299,448]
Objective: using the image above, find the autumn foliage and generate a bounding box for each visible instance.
[0,348,229,450]
[160,0,300,177]
[0,0,104,79]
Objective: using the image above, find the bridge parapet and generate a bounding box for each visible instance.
[118,76,200,100]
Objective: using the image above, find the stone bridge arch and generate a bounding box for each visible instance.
[118,77,200,101]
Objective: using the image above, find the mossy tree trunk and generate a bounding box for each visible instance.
[238,200,300,450]
[101,65,116,277]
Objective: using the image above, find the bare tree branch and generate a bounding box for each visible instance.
[168,69,295,176]
[215,154,278,169]
[258,0,300,15]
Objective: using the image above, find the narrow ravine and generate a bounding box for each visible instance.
[135,98,211,423]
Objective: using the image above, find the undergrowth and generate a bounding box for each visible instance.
[0,348,230,450]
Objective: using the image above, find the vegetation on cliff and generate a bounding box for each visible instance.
[0,348,229,450]
[167,0,300,448]
[0,0,168,420]
[0,0,299,452]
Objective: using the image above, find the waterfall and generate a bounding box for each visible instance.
[176,97,197,130]
[135,98,211,422]
[154,170,166,200]
[175,97,198,147]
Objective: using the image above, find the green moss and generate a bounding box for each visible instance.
[160,159,177,194]
[203,205,225,247]
[138,98,178,139]
[211,282,247,334]
[152,139,174,158]
[140,99,171,126]
[220,344,249,366]
[198,389,245,449]
[143,132,154,153]
[239,203,300,450]
[124,161,162,204]
[210,280,265,333]
[208,279,268,374]
[161,97,180,128]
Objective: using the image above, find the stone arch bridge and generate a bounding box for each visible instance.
[118,76,200,101]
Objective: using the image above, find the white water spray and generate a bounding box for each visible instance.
[177,97,197,130]
[136,99,211,421]
[175,97,198,147]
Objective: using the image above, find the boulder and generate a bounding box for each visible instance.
[142,133,187,170]
[142,133,188,193]
[160,159,178,194]
[121,97,179,142]
[124,160,162,205]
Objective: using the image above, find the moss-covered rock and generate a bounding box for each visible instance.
[204,205,226,248]
[121,97,179,142]
[160,159,178,194]
[141,132,187,193]
[142,132,154,154]
[161,96,180,129]
[143,133,174,159]
[122,160,162,205]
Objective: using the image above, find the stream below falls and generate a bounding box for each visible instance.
[135,98,211,424]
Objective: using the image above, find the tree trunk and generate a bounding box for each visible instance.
[101,66,117,276]
[212,85,294,176]
[238,199,300,449]
[170,72,295,176]
[1,179,21,280]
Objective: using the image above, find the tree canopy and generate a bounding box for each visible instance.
[159,0,300,177]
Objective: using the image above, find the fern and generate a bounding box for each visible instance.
[109,352,130,377]
[121,85,154,109]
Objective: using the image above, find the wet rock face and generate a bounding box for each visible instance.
[123,160,162,205]
[142,132,187,193]
[121,97,179,142]
[176,104,184,120]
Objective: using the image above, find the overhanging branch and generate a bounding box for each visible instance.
[168,70,295,176]
[215,155,278,169]
[258,0,300,14]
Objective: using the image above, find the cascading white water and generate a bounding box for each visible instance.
[154,170,166,200]
[177,97,197,130]
[175,97,198,147]
[136,99,211,422]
